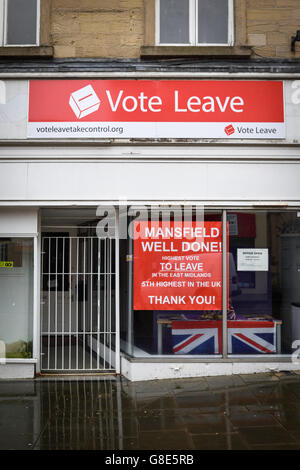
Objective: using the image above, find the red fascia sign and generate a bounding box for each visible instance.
[28,80,285,139]
[133,221,228,311]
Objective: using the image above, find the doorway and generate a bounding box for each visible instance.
[40,209,118,373]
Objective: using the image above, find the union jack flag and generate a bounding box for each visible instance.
[171,321,222,355]
[171,320,276,355]
[228,321,276,354]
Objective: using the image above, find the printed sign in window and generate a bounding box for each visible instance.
[0,261,14,268]
[237,249,269,271]
[133,221,228,311]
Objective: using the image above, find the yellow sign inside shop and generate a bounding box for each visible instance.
[0,261,14,268]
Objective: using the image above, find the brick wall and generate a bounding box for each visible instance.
[49,0,300,59]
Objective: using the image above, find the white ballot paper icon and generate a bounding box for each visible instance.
[69,84,100,119]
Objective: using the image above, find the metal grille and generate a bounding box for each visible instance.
[41,237,117,372]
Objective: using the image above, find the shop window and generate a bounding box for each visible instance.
[0,238,34,358]
[228,211,300,356]
[0,0,40,46]
[120,208,300,359]
[120,207,224,357]
[156,0,234,46]
[0,237,22,267]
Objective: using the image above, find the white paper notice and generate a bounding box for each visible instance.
[237,249,269,271]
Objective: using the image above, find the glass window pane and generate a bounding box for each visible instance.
[6,0,38,45]
[160,0,189,44]
[121,207,225,357]
[228,211,300,356]
[198,0,228,44]
[0,238,33,358]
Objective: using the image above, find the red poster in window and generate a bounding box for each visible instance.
[133,221,228,311]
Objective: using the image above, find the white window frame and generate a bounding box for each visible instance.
[156,0,234,47]
[0,0,40,47]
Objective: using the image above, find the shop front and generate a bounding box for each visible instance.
[1,75,300,380]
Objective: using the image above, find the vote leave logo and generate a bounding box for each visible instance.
[224,124,235,136]
[69,84,100,119]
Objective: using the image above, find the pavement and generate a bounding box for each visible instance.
[1,371,300,450]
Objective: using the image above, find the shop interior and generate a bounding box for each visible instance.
[123,210,300,357]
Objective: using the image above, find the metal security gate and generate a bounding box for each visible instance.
[40,236,118,373]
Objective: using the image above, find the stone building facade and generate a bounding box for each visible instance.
[1,0,300,59]
[0,0,300,380]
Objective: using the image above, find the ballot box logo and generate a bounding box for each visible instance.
[224,124,235,136]
[69,84,101,119]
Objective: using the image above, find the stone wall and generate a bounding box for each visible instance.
[49,0,300,59]
[247,0,300,58]
[51,0,144,58]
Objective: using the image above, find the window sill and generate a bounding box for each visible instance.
[140,46,252,60]
[0,46,53,58]
[4,358,37,363]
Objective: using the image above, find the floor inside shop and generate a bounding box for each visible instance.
[41,339,103,371]
[1,371,300,450]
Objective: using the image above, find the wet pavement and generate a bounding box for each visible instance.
[1,371,300,450]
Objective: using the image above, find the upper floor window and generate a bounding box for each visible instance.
[156,0,234,46]
[0,0,40,46]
